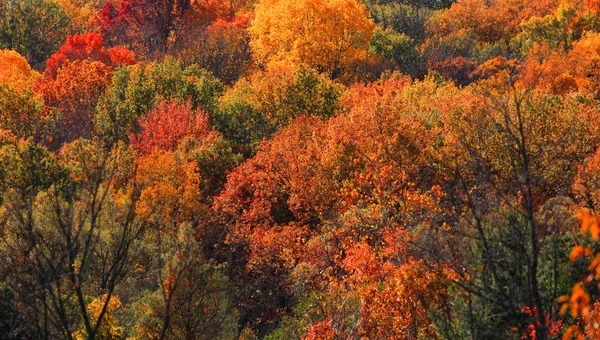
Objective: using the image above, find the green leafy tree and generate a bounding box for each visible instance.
[0,0,72,70]
[95,59,224,145]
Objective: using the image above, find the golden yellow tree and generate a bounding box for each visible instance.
[249,0,375,79]
[0,49,39,89]
[74,295,124,340]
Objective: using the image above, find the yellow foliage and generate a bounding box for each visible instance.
[75,294,124,340]
[54,0,99,32]
[249,0,375,78]
[135,149,205,226]
[0,50,40,89]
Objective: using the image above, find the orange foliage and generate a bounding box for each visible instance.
[568,32,600,94]
[561,214,600,339]
[574,148,600,211]
[74,295,124,340]
[135,149,205,226]
[216,115,333,241]
[216,75,452,333]
[130,100,218,155]
[518,33,600,96]
[357,261,450,339]
[0,50,40,89]
[35,59,113,143]
[570,245,593,262]
[517,44,575,95]
[581,213,600,240]
[427,0,559,43]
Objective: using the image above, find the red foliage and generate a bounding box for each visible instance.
[106,46,137,66]
[98,0,193,50]
[130,100,218,155]
[215,76,450,332]
[520,306,562,339]
[45,33,135,78]
[431,56,478,86]
[206,8,251,32]
[303,319,336,340]
[99,1,119,29]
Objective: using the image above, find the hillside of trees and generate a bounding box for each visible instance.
[2,0,600,338]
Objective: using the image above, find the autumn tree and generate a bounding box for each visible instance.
[130,112,239,338]
[366,1,435,76]
[44,32,136,78]
[0,50,47,140]
[0,86,47,141]
[369,26,424,77]
[249,0,375,79]
[215,116,335,335]
[55,0,104,33]
[558,212,600,339]
[421,0,561,84]
[35,59,114,146]
[95,59,223,144]
[131,100,240,199]
[0,49,40,88]
[133,247,238,339]
[0,0,72,70]
[215,63,341,157]
[429,61,600,337]
[0,137,148,339]
[215,74,452,336]
[171,10,253,84]
[131,100,217,155]
[426,0,558,46]
[99,0,193,57]
[74,295,125,340]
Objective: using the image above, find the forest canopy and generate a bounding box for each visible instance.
[2,0,600,339]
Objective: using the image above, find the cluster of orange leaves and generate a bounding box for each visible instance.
[561,213,600,339]
[0,50,40,89]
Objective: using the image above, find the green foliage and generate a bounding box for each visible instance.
[265,291,361,340]
[0,137,71,200]
[370,27,424,76]
[212,98,268,158]
[0,0,72,70]
[0,85,50,141]
[95,59,224,144]
[365,0,455,11]
[133,259,238,339]
[179,136,242,200]
[517,4,579,52]
[368,2,434,42]
[214,65,341,157]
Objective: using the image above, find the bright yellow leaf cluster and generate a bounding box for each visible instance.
[249,0,375,78]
